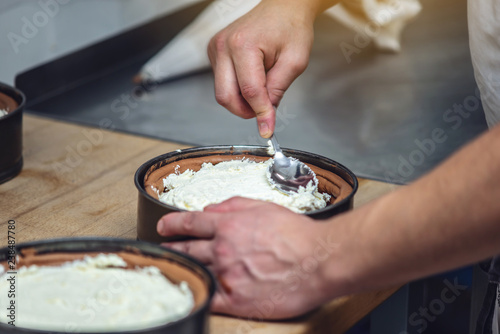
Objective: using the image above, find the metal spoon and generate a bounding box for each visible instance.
[267,135,317,194]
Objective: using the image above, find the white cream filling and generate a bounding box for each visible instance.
[0,253,194,332]
[158,159,330,213]
[266,140,275,155]
[0,109,8,118]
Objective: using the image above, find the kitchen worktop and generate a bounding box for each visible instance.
[0,115,401,333]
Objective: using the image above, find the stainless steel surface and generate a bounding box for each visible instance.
[268,135,316,194]
[19,0,487,184]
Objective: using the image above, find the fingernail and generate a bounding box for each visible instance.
[157,219,165,235]
[259,122,271,138]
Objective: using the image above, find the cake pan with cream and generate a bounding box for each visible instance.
[0,238,215,334]
[0,82,25,184]
[135,145,358,243]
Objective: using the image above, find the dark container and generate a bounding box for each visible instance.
[0,237,216,334]
[0,82,25,184]
[135,145,358,243]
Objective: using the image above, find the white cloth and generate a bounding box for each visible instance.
[498,287,500,334]
[468,0,500,128]
[325,0,421,52]
[494,287,499,334]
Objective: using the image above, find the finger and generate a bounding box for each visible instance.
[266,51,309,107]
[210,291,234,315]
[214,56,256,120]
[204,197,266,213]
[231,48,275,137]
[157,212,217,238]
[208,35,255,119]
[161,240,214,265]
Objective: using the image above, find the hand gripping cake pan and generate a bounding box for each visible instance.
[135,145,358,243]
[0,238,216,334]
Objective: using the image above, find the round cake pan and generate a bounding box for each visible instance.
[135,145,358,243]
[0,237,216,334]
[0,82,25,184]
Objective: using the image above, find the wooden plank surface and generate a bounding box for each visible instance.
[0,115,400,333]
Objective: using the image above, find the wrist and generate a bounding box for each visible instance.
[314,214,363,301]
[259,0,336,24]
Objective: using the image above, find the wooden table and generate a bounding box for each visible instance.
[0,115,401,333]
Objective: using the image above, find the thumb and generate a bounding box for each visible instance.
[255,104,276,139]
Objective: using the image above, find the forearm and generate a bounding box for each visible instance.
[322,124,500,298]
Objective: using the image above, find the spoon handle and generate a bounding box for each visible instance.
[270,135,283,155]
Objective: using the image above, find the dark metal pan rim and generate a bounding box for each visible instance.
[134,145,359,216]
[0,83,26,120]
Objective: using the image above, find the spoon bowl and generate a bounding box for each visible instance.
[267,135,317,194]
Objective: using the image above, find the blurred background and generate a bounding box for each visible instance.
[0,0,200,83]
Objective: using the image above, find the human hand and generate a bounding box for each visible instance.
[207,1,316,138]
[157,197,340,319]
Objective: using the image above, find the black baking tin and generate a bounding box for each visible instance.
[0,83,25,184]
[135,145,358,243]
[0,237,216,334]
